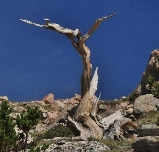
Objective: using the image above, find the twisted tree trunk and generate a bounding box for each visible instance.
[20,14,123,140]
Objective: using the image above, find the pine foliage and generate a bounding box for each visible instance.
[16,106,41,151]
[0,99,18,152]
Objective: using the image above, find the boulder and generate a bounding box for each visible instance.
[42,93,54,104]
[55,100,65,109]
[74,94,81,101]
[135,49,159,95]
[121,96,127,101]
[69,94,81,105]
[47,111,59,119]
[120,101,129,108]
[44,140,110,152]
[98,104,108,111]
[134,94,159,113]
[113,99,118,102]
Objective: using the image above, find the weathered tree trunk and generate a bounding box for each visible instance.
[72,68,103,139]
[69,38,92,98]
[81,56,92,98]
[21,14,133,140]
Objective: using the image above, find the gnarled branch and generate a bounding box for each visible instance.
[81,13,116,41]
[20,13,116,41]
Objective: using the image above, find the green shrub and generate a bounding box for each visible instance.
[42,124,73,139]
[41,143,50,151]
[128,92,138,102]
[16,106,42,151]
[148,74,155,86]
[0,99,18,152]
[138,111,159,124]
[147,74,159,98]
[28,142,49,152]
[151,81,159,98]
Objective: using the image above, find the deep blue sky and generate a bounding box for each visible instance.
[0,1,158,102]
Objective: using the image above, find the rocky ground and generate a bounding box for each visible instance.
[1,92,159,152]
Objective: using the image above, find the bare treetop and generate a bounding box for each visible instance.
[20,13,116,41]
[20,13,116,98]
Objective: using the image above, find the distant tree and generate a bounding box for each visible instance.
[147,74,159,98]
[148,74,155,87]
[0,99,18,152]
[16,106,42,152]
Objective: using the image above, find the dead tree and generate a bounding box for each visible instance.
[20,14,137,140]
[20,13,116,98]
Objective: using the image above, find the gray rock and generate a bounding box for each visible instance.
[121,96,127,101]
[134,94,159,113]
[44,140,110,152]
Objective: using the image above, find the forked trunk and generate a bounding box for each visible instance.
[20,14,117,140]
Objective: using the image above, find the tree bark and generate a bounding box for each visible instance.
[70,68,103,139]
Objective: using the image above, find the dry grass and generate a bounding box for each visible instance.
[138,110,159,125]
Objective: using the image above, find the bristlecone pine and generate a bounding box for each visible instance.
[20,14,137,140]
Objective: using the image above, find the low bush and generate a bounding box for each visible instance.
[147,74,159,98]
[138,110,159,125]
[0,99,18,152]
[42,124,73,139]
[128,92,138,102]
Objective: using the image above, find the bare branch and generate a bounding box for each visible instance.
[47,23,80,37]
[81,13,116,41]
[20,18,80,38]
[20,13,115,41]
[20,19,45,28]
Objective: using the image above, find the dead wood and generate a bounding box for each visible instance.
[100,109,138,140]
[70,68,103,139]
